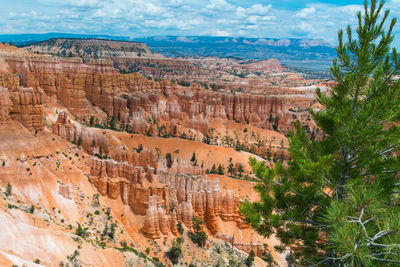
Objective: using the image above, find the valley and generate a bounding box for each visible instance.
[0,38,331,266]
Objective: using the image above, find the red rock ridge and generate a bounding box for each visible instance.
[0,85,44,130]
[0,48,307,137]
[241,58,286,72]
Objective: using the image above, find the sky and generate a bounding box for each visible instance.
[1,0,400,46]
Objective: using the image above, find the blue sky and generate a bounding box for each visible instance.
[1,0,400,46]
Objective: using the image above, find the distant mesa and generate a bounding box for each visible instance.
[0,33,335,70]
[24,38,165,60]
[135,36,335,71]
[240,58,286,72]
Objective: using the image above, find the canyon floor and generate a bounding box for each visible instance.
[0,40,331,267]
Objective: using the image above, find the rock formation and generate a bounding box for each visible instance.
[52,112,109,155]
[58,182,72,200]
[24,38,164,60]
[0,87,10,121]
[87,152,247,239]
[0,42,324,265]
[142,196,161,239]
[0,45,311,138]
[0,84,44,130]
[241,58,286,72]
[215,233,266,256]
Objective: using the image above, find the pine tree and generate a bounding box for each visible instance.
[217,164,224,175]
[228,162,235,177]
[240,1,400,265]
[89,116,95,126]
[109,115,116,130]
[165,153,172,169]
[191,152,196,162]
[210,164,217,174]
[235,139,242,151]
[245,250,255,267]
[237,164,244,178]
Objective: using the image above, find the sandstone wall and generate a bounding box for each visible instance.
[215,233,266,257]
[88,154,247,239]
[0,45,314,138]
[52,111,109,155]
[0,87,10,121]
[0,85,44,130]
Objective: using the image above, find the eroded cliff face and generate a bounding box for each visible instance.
[0,43,320,266]
[0,84,43,130]
[0,47,303,137]
[0,87,10,121]
[49,110,264,255]
[4,55,142,120]
[52,111,109,155]
[88,155,258,253]
[25,38,164,59]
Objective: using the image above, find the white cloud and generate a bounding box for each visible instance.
[206,0,235,11]
[1,0,399,48]
[298,21,312,32]
[37,0,102,8]
[340,5,363,14]
[236,4,272,17]
[246,4,272,15]
[260,15,276,21]
[246,25,259,29]
[247,16,258,24]
[236,7,246,17]
[296,7,316,19]
[215,29,230,36]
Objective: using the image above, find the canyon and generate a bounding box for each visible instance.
[0,40,331,266]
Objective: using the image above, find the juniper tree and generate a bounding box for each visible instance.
[240,1,400,265]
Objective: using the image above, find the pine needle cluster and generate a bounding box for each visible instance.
[240,1,400,265]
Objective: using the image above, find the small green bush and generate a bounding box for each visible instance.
[166,240,182,264]
[5,182,12,196]
[75,222,89,238]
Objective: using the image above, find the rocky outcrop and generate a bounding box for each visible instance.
[58,182,72,200]
[0,84,44,130]
[0,87,10,121]
[215,233,266,256]
[0,73,20,91]
[24,38,164,60]
[131,110,147,134]
[205,188,219,235]
[113,146,157,169]
[89,156,164,215]
[0,42,320,143]
[241,58,286,72]
[52,112,109,155]
[116,88,291,135]
[169,210,179,236]
[162,157,204,176]
[1,47,300,136]
[9,87,44,130]
[142,196,161,239]
[151,172,243,237]
[3,53,161,122]
[0,43,320,265]
[88,154,245,239]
